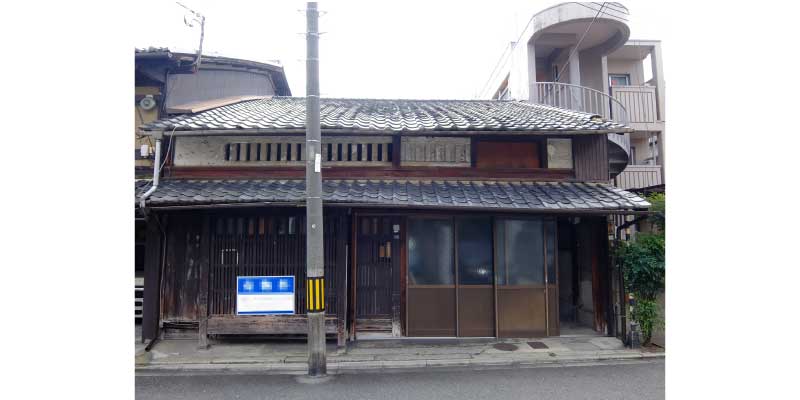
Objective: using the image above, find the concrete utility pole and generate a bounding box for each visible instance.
[305,1,326,377]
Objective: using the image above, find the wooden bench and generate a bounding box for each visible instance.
[207,315,339,336]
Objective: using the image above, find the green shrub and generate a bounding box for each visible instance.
[631,298,662,345]
[618,233,665,301]
[617,195,666,345]
[647,192,665,232]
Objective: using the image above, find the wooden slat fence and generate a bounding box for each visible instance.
[207,211,348,322]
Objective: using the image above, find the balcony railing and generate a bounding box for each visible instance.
[611,85,658,123]
[532,82,629,125]
[532,82,631,177]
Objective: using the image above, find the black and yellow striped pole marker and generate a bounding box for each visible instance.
[306,277,325,313]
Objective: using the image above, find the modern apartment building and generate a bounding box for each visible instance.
[478,2,665,193]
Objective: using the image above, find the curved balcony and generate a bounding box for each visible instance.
[532,82,631,178]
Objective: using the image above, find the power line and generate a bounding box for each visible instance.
[555,2,607,83]
[576,2,628,21]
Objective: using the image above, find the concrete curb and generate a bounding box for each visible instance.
[136,352,665,376]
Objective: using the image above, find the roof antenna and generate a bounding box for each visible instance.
[176,1,205,71]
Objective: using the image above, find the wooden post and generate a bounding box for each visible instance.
[336,213,347,348]
[197,215,211,349]
[391,217,401,336]
[142,215,163,341]
[349,213,358,341]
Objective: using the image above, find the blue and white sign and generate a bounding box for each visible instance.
[236,276,295,315]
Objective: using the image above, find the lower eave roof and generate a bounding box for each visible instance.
[136,179,650,211]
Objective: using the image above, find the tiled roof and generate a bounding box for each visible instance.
[140,97,631,134]
[136,179,649,210]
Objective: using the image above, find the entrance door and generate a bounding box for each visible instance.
[495,218,548,337]
[355,216,398,333]
[456,217,495,337]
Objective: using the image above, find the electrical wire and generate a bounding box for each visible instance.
[555,2,607,83]
[478,2,617,98]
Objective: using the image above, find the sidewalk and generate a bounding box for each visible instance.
[135,331,665,375]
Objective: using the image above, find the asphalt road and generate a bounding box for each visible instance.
[136,360,664,400]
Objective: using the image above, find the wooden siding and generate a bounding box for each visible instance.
[161,215,202,323]
[206,210,348,322]
[476,141,540,169]
[573,135,609,181]
[165,69,276,110]
[142,216,164,340]
[614,164,662,190]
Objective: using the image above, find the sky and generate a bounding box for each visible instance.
[133,1,667,99]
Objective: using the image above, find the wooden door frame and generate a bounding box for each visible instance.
[351,212,405,338]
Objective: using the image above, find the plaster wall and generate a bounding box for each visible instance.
[607,58,646,86]
[488,3,629,100]
[579,52,604,92]
[135,86,161,168]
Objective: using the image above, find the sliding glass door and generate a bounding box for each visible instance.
[495,218,547,337]
[406,216,557,338]
[406,218,456,336]
[456,217,495,337]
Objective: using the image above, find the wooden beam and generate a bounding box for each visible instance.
[167,166,575,180]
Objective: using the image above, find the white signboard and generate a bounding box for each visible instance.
[236,276,295,315]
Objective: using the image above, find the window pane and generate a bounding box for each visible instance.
[495,221,506,285]
[545,219,556,285]
[457,217,493,285]
[408,219,454,285]
[498,219,544,285]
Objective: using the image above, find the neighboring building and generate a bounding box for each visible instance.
[135,48,292,177]
[477,2,666,346]
[136,97,649,346]
[134,48,292,320]
[478,2,665,194]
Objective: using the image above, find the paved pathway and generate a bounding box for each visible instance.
[136,358,665,400]
[136,335,664,375]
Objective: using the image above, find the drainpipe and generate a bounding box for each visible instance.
[139,131,164,209]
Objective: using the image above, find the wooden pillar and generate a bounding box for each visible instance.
[392,136,401,168]
[336,213,348,348]
[142,215,164,341]
[391,217,402,336]
[197,214,211,349]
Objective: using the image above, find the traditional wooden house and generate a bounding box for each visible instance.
[136,97,649,347]
[134,48,292,321]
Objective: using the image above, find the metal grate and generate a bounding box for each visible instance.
[493,343,518,351]
[527,341,549,349]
